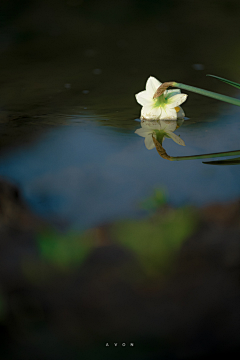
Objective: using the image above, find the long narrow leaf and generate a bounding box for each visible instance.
[202,156,240,165]
[207,74,240,90]
[171,150,240,161]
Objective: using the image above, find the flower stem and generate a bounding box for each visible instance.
[173,82,240,107]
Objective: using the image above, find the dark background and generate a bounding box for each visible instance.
[1,1,240,359]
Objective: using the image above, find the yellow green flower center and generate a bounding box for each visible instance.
[153,95,180,113]
[153,95,166,108]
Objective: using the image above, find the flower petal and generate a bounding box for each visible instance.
[141,105,162,120]
[134,128,150,137]
[176,118,184,128]
[165,89,181,99]
[176,106,185,119]
[146,76,162,97]
[167,94,188,108]
[166,131,186,146]
[159,119,177,132]
[144,134,155,150]
[135,91,152,106]
[160,107,177,120]
[141,120,161,130]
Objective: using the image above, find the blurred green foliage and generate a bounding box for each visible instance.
[110,206,198,276]
[37,229,93,270]
[33,189,198,277]
[140,187,168,211]
[35,189,198,277]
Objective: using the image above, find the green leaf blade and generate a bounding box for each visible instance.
[207,74,240,90]
[203,156,240,165]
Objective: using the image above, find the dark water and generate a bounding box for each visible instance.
[1,1,240,359]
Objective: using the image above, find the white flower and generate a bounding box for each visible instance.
[135,76,187,120]
[135,119,185,150]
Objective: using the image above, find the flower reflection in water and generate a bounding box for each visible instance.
[135,119,240,164]
[135,119,185,150]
